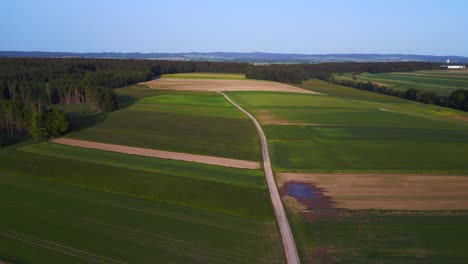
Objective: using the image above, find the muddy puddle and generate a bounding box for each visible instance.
[280,181,338,218]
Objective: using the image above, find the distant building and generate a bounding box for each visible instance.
[442,59,466,69]
[447,65,466,69]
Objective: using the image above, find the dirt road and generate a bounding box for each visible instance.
[50,138,261,170]
[220,92,300,264]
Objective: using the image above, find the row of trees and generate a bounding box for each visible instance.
[332,79,468,111]
[245,62,434,84]
[0,100,69,139]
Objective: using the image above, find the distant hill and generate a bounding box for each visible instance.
[1,51,467,63]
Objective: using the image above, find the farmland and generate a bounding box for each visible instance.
[65,87,261,161]
[161,72,247,80]
[142,75,316,94]
[227,80,468,173]
[289,211,468,264]
[335,70,468,95]
[0,142,284,263]
[0,76,291,263]
[3,71,468,264]
[226,78,468,263]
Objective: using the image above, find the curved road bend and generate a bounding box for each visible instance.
[219,92,300,264]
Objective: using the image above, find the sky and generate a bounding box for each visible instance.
[1,0,468,56]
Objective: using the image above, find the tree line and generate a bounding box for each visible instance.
[245,62,434,84]
[0,58,248,140]
[332,78,468,112]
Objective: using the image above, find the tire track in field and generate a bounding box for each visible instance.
[0,230,124,264]
[79,217,276,264]
[111,203,268,236]
[219,92,300,264]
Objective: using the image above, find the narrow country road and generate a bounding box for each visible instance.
[219,92,300,264]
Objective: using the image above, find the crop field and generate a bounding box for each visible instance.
[161,72,247,80]
[279,172,468,210]
[290,211,468,264]
[226,78,468,263]
[141,77,316,94]
[227,80,468,173]
[335,70,468,95]
[65,88,261,161]
[3,74,468,264]
[0,142,284,263]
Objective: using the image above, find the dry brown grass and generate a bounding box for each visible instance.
[279,172,468,210]
[141,78,319,94]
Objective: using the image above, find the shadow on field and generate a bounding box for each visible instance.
[0,136,29,148]
[66,111,110,132]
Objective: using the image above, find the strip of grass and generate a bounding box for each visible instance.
[0,174,283,263]
[290,211,468,264]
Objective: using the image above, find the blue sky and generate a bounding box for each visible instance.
[1,0,468,56]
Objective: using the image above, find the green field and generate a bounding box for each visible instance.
[227,80,468,173]
[0,142,283,263]
[0,83,284,263]
[225,79,468,263]
[3,76,468,264]
[161,72,246,80]
[335,70,468,95]
[65,87,261,161]
[291,211,468,264]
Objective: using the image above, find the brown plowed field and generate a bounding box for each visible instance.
[279,172,468,210]
[141,78,318,94]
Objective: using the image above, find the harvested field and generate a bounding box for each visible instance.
[141,78,318,94]
[279,172,468,210]
[51,138,261,170]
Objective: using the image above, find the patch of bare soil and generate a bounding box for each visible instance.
[255,110,321,125]
[141,78,319,94]
[449,115,468,122]
[50,138,261,170]
[279,172,468,210]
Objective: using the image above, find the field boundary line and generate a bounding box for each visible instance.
[49,138,261,170]
[219,91,300,264]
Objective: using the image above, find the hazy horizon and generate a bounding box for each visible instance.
[2,0,468,56]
